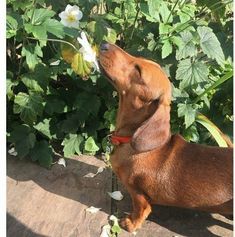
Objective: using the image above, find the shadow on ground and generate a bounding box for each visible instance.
[7,213,47,237]
[7,156,233,237]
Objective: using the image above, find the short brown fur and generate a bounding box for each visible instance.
[99,44,233,232]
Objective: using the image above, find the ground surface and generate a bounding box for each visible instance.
[7,155,233,237]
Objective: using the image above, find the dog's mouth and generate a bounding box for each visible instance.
[99,62,113,82]
[98,55,116,86]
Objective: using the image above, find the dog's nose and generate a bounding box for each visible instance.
[100,41,109,51]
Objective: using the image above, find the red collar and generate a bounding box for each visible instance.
[110,134,131,145]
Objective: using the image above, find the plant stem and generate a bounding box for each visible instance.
[193,71,233,104]
[130,4,140,41]
[27,37,80,52]
[165,0,182,24]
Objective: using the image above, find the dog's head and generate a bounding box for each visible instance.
[99,43,172,152]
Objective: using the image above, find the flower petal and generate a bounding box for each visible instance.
[77,32,100,72]
[58,11,66,19]
[97,167,104,174]
[83,167,104,178]
[69,5,81,13]
[83,52,95,62]
[65,4,73,13]
[108,191,124,201]
[83,172,96,178]
[57,158,66,167]
[77,10,83,20]
[60,18,71,27]
[109,215,118,222]
[86,206,101,213]
[68,21,80,28]
[8,147,17,156]
[100,225,111,237]
[81,32,91,49]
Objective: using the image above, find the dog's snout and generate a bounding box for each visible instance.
[100,41,109,51]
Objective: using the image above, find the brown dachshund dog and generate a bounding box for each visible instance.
[98,43,233,232]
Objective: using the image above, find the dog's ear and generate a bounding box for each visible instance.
[131,99,171,152]
[129,64,145,84]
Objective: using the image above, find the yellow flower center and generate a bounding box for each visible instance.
[67,14,76,22]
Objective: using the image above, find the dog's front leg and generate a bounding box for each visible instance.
[120,189,152,232]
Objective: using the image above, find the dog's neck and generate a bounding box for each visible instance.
[114,115,137,137]
[114,95,141,137]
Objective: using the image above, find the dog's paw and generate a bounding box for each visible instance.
[120,216,138,233]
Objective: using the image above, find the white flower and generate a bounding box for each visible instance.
[57,158,66,167]
[85,206,101,213]
[100,224,111,237]
[107,191,124,201]
[59,4,83,28]
[77,32,100,71]
[8,147,17,156]
[83,167,104,178]
[109,215,119,223]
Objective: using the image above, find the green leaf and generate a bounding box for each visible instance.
[44,19,65,38]
[74,93,101,116]
[84,137,99,153]
[21,64,50,93]
[21,44,42,70]
[178,103,196,128]
[34,118,63,140]
[146,0,161,21]
[159,23,172,35]
[62,134,84,158]
[197,26,225,66]
[104,13,124,24]
[25,24,47,46]
[45,96,66,115]
[8,0,32,11]
[196,113,229,147]
[103,28,117,44]
[94,20,109,44]
[34,118,52,139]
[64,26,80,38]
[140,2,157,22]
[172,86,189,101]
[7,72,19,100]
[30,140,53,168]
[13,92,44,125]
[111,224,122,234]
[8,124,36,157]
[182,124,199,143]
[24,8,55,46]
[176,59,209,89]
[171,36,182,46]
[162,40,172,59]
[104,108,116,132]
[178,4,196,23]
[6,15,18,38]
[175,31,197,60]
[61,112,81,133]
[21,75,43,93]
[159,1,172,23]
[123,0,136,19]
[27,8,55,25]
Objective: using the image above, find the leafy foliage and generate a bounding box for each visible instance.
[7,0,233,168]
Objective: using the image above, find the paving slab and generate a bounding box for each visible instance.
[7,155,111,237]
[7,155,233,237]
